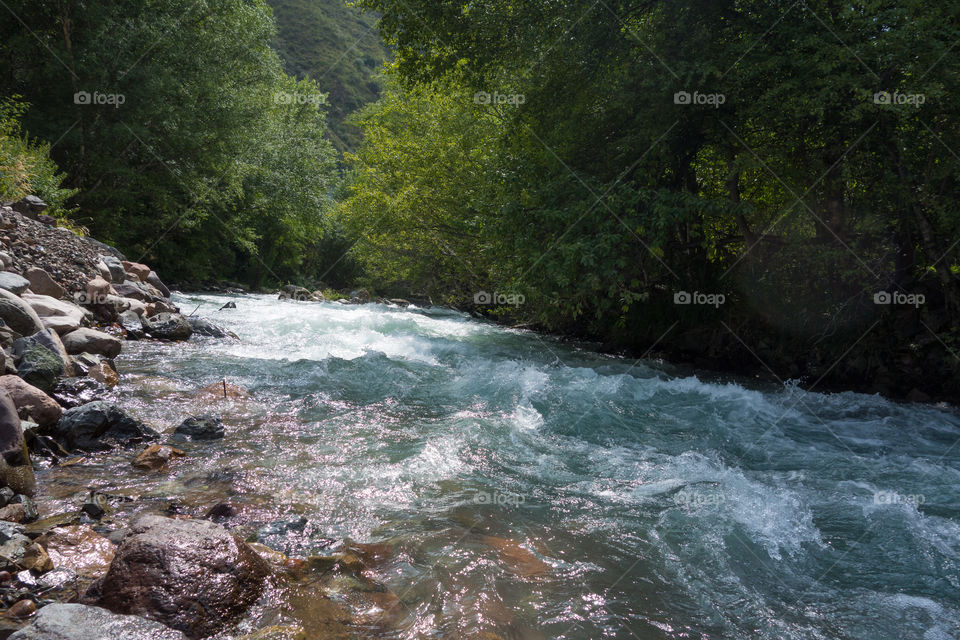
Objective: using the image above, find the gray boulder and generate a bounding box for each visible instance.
[88,515,268,638]
[118,310,144,339]
[146,271,171,298]
[186,316,234,338]
[0,272,29,295]
[0,289,43,336]
[9,603,188,640]
[50,402,159,452]
[100,256,126,283]
[143,313,192,341]
[61,328,122,358]
[12,336,64,393]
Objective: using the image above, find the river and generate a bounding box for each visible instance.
[40,294,960,639]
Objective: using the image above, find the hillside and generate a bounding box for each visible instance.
[266,0,390,152]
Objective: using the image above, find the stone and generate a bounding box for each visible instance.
[173,415,224,441]
[16,327,73,376]
[5,598,36,619]
[121,261,151,281]
[0,272,29,295]
[186,316,234,338]
[88,361,119,387]
[61,328,122,358]
[0,376,62,427]
[0,290,43,337]
[11,195,47,219]
[0,523,31,572]
[145,271,171,298]
[37,525,115,578]
[143,313,192,341]
[12,337,64,393]
[0,252,12,270]
[278,285,313,301]
[23,268,65,299]
[84,277,111,305]
[96,260,112,282]
[100,256,126,284]
[21,294,88,334]
[49,402,159,452]
[112,282,152,301]
[131,444,186,471]
[0,390,35,496]
[145,300,178,316]
[89,515,269,638]
[20,542,52,571]
[51,377,107,409]
[9,603,188,640]
[118,310,144,339]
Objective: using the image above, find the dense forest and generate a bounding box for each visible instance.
[2,0,959,398]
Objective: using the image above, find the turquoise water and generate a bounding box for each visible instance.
[108,294,960,639]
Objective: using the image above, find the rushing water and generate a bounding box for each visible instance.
[40,294,960,639]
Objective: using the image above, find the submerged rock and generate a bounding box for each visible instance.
[88,515,269,638]
[9,603,188,640]
[186,316,235,338]
[49,402,159,452]
[50,378,108,409]
[37,525,115,578]
[131,444,186,470]
[173,415,224,441]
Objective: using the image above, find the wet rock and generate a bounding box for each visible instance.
[146,271,171,298]
[0,523,31,572]
[131,444,186,471]
[198,381,249,399]
[50,378,107,409]
[61,328,121,358]
[38,525,115,579]
[186,316,234,338]
[0,376,62,427]
[5,598,36,619]
[23,268,64,299]
[0,487,13,507]
[173,415,224,441]
[87,360,119,387]
[118,310,144,339]
[0,290,43,336]
[100,256,126,284]
[205,502,239,521]
[88,514,269,638]
[0,390,35,496]
[0,272,29,295]
[50,402,159,452]
[143,313,192,341]
[219,301,237,310]
[9,603,188,640]
[20,542,51,572]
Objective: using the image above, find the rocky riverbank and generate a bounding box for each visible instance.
[0,203,408,639]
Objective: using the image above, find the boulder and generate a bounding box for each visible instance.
[89,515,269,638]
[145,300,178,316]
[24,267,65,299]
[0,521,32,571]
[173,415,224,441]
[9,603,188,640]
[186,316,234,338]
[131,444,186,471]
[0,289,43,336]
[112,282,152,302]
[0,272,29,295]
[100,256,126,283]
[16,327,73,376]
[61,328,122,358]
[21,293,88,333]
[146,271,171,298]
[51,377,108,409]
[12,334,65,393]
[143,313,192,341]
[0,390,35,496]
[11,195,46,219]
[49,402,159,452]
[85,277,111,305]
[95,260,112,282]
[278,284,313,301]
[88,360,119,387]
[118,310,144,339]
[121,261,151,281]
[0,376,62,427]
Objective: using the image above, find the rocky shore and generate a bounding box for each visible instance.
[0,203,406,639]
